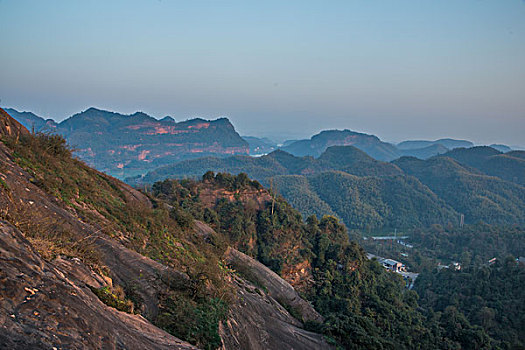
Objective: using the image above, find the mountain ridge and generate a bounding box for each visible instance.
[5,107,249,179]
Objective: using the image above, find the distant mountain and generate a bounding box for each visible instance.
[281,139,298,147]
[137,145,403,185]
[317,146,403,177]
[400,144,449,159]
[397,138,473,150]
[270,175,337,220]
[489,144,512,153]
[6,107,249,179]
[242,136,277,155]
[507,150,525,160]
[4,108,57,132]
[441,146,525,186]
[393,156,525,225]
[280,129,401,161]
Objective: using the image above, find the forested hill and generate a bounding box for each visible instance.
[415,260,525,349]
[147,173,503,349]
[138,145,403,185]
[272,171,459,231]
[135,144,525,230]
[393,156,525,225]
[6,107,249,179]
[439,146,525,185]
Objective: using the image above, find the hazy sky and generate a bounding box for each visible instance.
[1,0,524,145]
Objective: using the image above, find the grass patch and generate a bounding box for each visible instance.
[156,293,228,350]
[90,285,134,313]
[0,177,9,191]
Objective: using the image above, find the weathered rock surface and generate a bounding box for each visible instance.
[0,221,197,350]
[0,108,29,139]
[224,247,324,324]
[220,276,333,350]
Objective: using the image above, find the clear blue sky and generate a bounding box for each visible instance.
[1,0,524,145]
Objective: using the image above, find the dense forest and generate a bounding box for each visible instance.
[136,145,525,233]
[276,171,459,231]
[415,260,525,349]
[394,156,525,225]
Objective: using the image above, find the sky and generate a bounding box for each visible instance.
[1,0,524,146]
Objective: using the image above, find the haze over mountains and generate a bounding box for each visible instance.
[6,107,519,179]
[6,108,249,178]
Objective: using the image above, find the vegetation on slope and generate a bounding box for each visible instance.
[394,156,525,225]
[2,122,522,349]
[415,260,525,349]
[0,131,230,349]
[139,144,525,232]
[151,172,504,349]
[274,171,458,231]
[442,146,525,186]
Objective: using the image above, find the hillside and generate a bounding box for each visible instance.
[394,156,525,225]
[138,145,402,185]
[317,145,403,176]
[137,143,525,231]
[148,174,476,349]
[415,261,525,348]
[274,171,458,231]
[441,146,525,185]
[6,107,249,179]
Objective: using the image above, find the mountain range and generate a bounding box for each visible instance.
[5,107,249,179]
[135,144,525,231]
[6,107,518,178]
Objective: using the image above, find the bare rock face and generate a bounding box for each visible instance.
[0,136,182,320]
[0,108,29,138]
[93,235,190,319]
[0,221,197,350]
[220,276,333,350]
[224,247,324,324]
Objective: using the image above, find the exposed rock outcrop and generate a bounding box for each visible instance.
[220,276,332,350]
[0,108,29,138]
[224,247,324,324]
[0,221,197,350]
